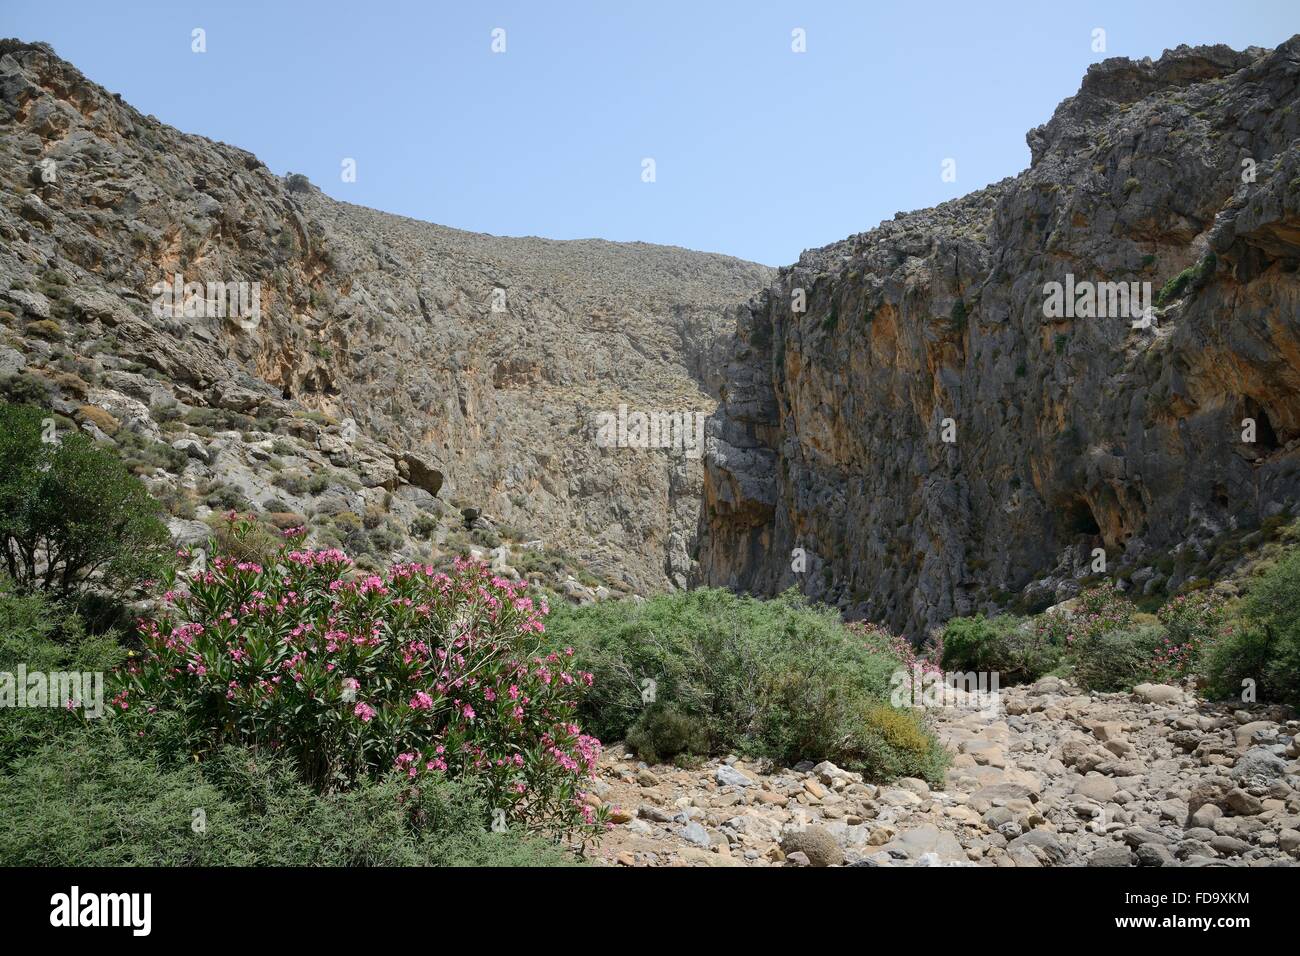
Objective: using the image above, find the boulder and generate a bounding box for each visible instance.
[780,825,844,867]
[1132,683,1185,705]
[396,450,444,497]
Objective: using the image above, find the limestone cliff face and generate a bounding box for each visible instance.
[0,39,773,593]
[698,39,1300,637]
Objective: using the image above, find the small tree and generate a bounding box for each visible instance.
[0,403,170,596]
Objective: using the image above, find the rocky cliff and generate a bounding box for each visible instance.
[6,36,1300,630]
[698,38,1300,637]
[0,39,772,595]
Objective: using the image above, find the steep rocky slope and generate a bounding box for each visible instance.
[698,38,1300,636]
[0,38,772,593]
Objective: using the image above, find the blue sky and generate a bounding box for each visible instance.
[4,1,1296,265]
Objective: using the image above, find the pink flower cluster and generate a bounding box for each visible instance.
[116,535,606,841]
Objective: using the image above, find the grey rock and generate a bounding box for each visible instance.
[1231,747,1288,785]
[780,825,845,867]
[714,765,755,789]
[1135,843,1175,867]
[680,822,711,848]
[1088,845,1134,867]
[1209,834,1251,856]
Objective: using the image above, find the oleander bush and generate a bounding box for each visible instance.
[1030,582,1134,647]
[1151,590,1225,681]
[113,516,606,842]
[0,577,579,866]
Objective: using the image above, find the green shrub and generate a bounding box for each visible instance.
[940,614,1059,684]
[1205,625,1276,705]
[1206,551,1300,706]
[120,529,604,840]
[0,403,171,596]
[183,406,252,431]
[410,514,438,540]
[203,511,282,566]
[24,319,63,341]
[625,701,708,766]
[0,582,125,765]
[544,588,948,784]
[0,373,53,407]
[1071,625,1165,692]
[201,480,251,511]
[1155,253,1217,307]
[844,703,952,783]
[0,727,578,866]
[113,427,190,476]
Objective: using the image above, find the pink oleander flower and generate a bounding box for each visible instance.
[120,540,602,843]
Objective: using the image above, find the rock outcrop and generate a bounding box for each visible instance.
[697,38,1300,636]
[0,38,773,593]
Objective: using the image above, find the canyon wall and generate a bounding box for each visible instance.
[698,39,1300,636]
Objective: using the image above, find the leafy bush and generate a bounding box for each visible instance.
[940,614,1060,684]
[24,318,63,342]
[625,701,708,766]
[544,588,948,784]
[0,373,53,407]
[1205,624,1275,705]
[0,727,578,866]
[846,703,952,783]
[1031,582,1134,647]
[0,403,171,595]
[204,510,282,566]
[115,525,604,841]
[0,580,125,765]
[113,427,190,476]
[1071,625,1165,692]
[1207,551,1300,706]
[410,514,439,540]
[1155,252,1217,307]
[201,480,251,511]
[1152,590,1224,680]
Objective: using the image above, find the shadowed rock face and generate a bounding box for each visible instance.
[697,38,1300,637]
[0,39,773,594]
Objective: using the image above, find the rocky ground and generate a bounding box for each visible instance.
[583,679,1300,867]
